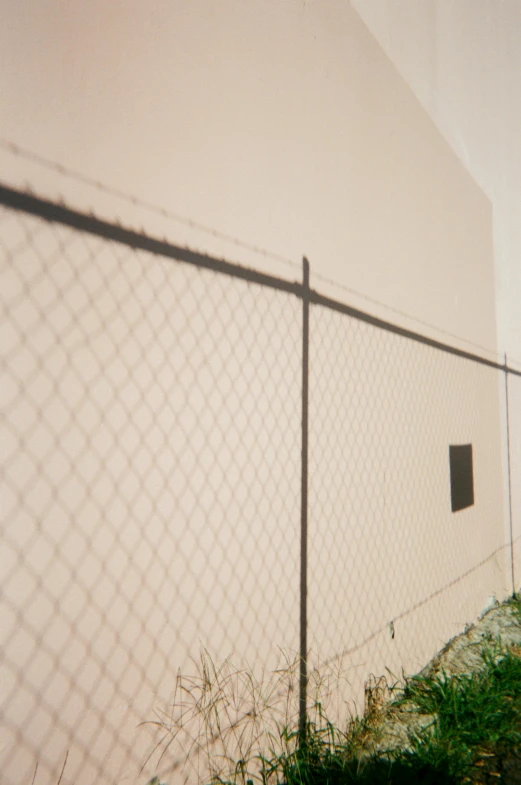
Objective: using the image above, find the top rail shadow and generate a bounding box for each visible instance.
[1,182,519,379]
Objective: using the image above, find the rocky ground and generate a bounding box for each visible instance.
[360,597,521,783]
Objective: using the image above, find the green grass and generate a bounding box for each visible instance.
[254,595,521,785]
[146,595,521,785]
[396,641,521,773]
[507,591,521,626]
[255,642,521,784]
[250,595,521,784]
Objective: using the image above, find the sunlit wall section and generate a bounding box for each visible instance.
[1,204,302,785]
[308,305,507,720]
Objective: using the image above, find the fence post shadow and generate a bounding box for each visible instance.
[299,256,310,743]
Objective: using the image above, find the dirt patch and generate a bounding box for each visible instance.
[358,598,521,780]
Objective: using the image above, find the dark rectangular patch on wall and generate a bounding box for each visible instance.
[449,444,474,512]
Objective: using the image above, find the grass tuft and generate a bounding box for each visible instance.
[257,638,521,784]
[144,596,521,784]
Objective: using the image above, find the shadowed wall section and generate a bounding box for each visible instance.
[507,370,521,584]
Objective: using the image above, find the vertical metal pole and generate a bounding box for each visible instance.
[299,257,310,743]
[504,354,516,595]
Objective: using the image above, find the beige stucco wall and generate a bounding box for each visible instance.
[0,2,515,785]
[351,0,521,362]
[350,0,521,640]
[0,0,500,353]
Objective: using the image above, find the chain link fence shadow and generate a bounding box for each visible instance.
[1,184,520,785]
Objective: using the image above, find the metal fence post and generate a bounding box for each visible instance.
[299,256,310,742]
[504,354,516,595]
